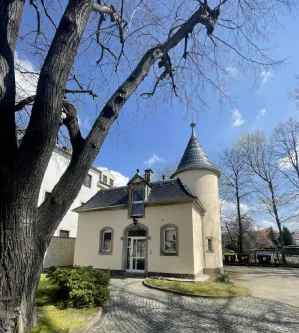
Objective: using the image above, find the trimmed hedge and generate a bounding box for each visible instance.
[47,266,110,308]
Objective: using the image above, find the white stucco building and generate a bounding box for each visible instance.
[39,146,115,238]
[74,124,223,277]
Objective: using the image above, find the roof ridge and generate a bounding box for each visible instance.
[101,186,128,191]
[152,179,177,185]
[176,178,194,197]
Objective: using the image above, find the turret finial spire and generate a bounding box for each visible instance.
[190,123,196,137]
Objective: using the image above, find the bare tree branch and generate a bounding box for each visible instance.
[65,88,98,98]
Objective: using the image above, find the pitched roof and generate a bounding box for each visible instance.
[74,178,205,212]
[171,123,220,178]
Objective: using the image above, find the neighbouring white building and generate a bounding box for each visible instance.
[292,232,299,245]
[38,147,114,237]
[41,146,115,268]
[39,146,115,238]
[74,124,223,277]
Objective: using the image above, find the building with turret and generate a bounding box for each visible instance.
[74,124,223,277]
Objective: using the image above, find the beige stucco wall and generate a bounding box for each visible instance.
[175,169,223,272]
[192,205,204,275]
[74,202,196,275]
[43,236,76,268]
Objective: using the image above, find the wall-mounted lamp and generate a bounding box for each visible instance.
[133,218,138,226]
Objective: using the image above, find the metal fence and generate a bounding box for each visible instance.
[223,249,299,267]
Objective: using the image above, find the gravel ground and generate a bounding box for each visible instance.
[90,277,299,333]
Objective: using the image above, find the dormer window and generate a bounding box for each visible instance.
[132,189,144,216]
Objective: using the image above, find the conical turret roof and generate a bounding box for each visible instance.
[171,123,220,178]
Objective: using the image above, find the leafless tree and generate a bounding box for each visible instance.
[155,158,180,180]
[221,212,257,250]
[238,131,298,263]
[0,0,295,331]
[272,117,299,190]
[219,144,252,252]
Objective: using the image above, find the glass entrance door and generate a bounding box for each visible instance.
[126,237,146,273]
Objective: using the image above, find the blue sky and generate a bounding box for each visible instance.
[16,2,299,229]
[95,13,299,185]
[17,3,299,184]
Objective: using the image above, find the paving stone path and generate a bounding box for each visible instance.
[90,277,299,333]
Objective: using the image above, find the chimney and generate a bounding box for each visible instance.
[144,168,153,183]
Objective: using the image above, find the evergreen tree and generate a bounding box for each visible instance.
[268,227,279,246]
[283,227,294,246]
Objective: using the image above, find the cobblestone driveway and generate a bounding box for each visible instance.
[90,277,299,333]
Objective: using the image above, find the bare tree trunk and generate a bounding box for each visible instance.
[0,0,92,331]
[0,177,47,332]
[236,188,243,252]
[269,184,286,264]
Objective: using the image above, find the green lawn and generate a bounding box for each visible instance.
[225,271,239,279]
[144,276,248,297]
[31,274,98,333]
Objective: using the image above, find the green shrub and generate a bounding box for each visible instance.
[46,266,110,308]
[214,272,232,284]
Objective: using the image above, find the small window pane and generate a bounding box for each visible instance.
[109,179,114,187]
[165,241,176,253]
[136,258,145,270]
[133,190,143,202]
[132,203,144,216]
[165,229,176,241]
[59,230,69,238]
[103,232,112,251]
[84,174,92,188]
[103,175,107,184]
[208,239,213,251]
[164,228,177,253]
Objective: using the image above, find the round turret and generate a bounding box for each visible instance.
[171,124,223,273]
[171,123,220,200]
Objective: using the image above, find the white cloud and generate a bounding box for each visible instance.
[256,108,266,120]
[257,71,274,93]
[78,115,82,126]
[143,154,165,168]
[97,167,129,187]
[231,108,245,127]
[225,66,238,75]
[277,141,299,170]
[258,220,276,230]
[78,113,91,130]
[14,52,39,101]
[110,170,129,187]
[220,200,250,218]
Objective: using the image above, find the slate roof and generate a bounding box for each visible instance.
[171,124,220,178]
[74,178,204,212]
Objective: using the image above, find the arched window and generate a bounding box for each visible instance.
[160,224,178,256]
[99,228,114,254]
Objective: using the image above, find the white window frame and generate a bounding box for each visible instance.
[131,189,144,217]
[164,227,177,254]
[102,230,112,252]
[83,174,92,188]
[103,175,108,184]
